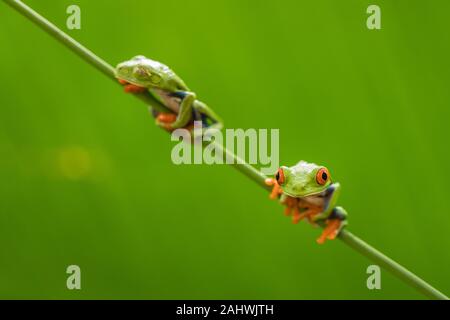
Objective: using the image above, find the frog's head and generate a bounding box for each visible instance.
[275,161,331,197]
[115,55,171,88]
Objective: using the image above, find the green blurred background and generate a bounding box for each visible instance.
[0,0,449,299]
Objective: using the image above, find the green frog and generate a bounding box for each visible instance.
[116,55,222,131]
[266,161,348,244]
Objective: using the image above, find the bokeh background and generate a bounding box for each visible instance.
[0,0,449,299]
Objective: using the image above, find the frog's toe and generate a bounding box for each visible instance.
[316,219,341,244]
[292,207,306,224]
[265,179,282,199]
[327,232,338,240]
[284,206,292,216]
[328,219,347,239]
[316,237,326,245]
[292,213,305,224]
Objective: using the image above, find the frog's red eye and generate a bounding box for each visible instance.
[316,167,330,185]
[275,168,285,185]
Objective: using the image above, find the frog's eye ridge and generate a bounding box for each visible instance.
[276,168,285,185]
[316,167,329,185]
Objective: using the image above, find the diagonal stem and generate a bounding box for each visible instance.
[3,0,448,300]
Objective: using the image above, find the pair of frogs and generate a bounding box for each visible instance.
[115,56,347,244]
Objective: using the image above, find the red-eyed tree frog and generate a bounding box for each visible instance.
[266,161,348,244]
[115,55,222,131]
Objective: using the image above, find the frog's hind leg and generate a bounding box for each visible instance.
[162,91,196,130]
[316,206,348,244]
[327,206,347,239]
[193,100,223,131]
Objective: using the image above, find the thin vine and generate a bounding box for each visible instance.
[3,0,448,300]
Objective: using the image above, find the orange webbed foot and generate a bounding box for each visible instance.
[117,79,146,93]
[157,113,177,124]
[316,219,341,244]
[292,214,305,224]
[265,178,283,199]
[155,113,178,132]
[327,232,338,240]
[124,83,147,93]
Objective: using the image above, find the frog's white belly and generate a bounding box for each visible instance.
[149,88,181,113]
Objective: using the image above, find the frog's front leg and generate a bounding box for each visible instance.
[309,183,347,244]
[311,183,341,222]
[194,100,224,131]
[158,91,196,130]
[265,178,283,199]
[265,178,298,219]
[118,79,147,94]
[275,193,318,224]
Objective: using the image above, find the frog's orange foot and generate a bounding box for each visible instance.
[316,219,341,244]
[117,79,146,93]
[291,206,306,224]
[265,178,282,199]
[265,178,276,187]
[154,113,177,132]
[292,213,306,224]
[124,83,147,93]
[157,113,177,124]
[284,206,292,216]
[327,231,338,240]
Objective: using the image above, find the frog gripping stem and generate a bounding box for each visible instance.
[317,219,341,244]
